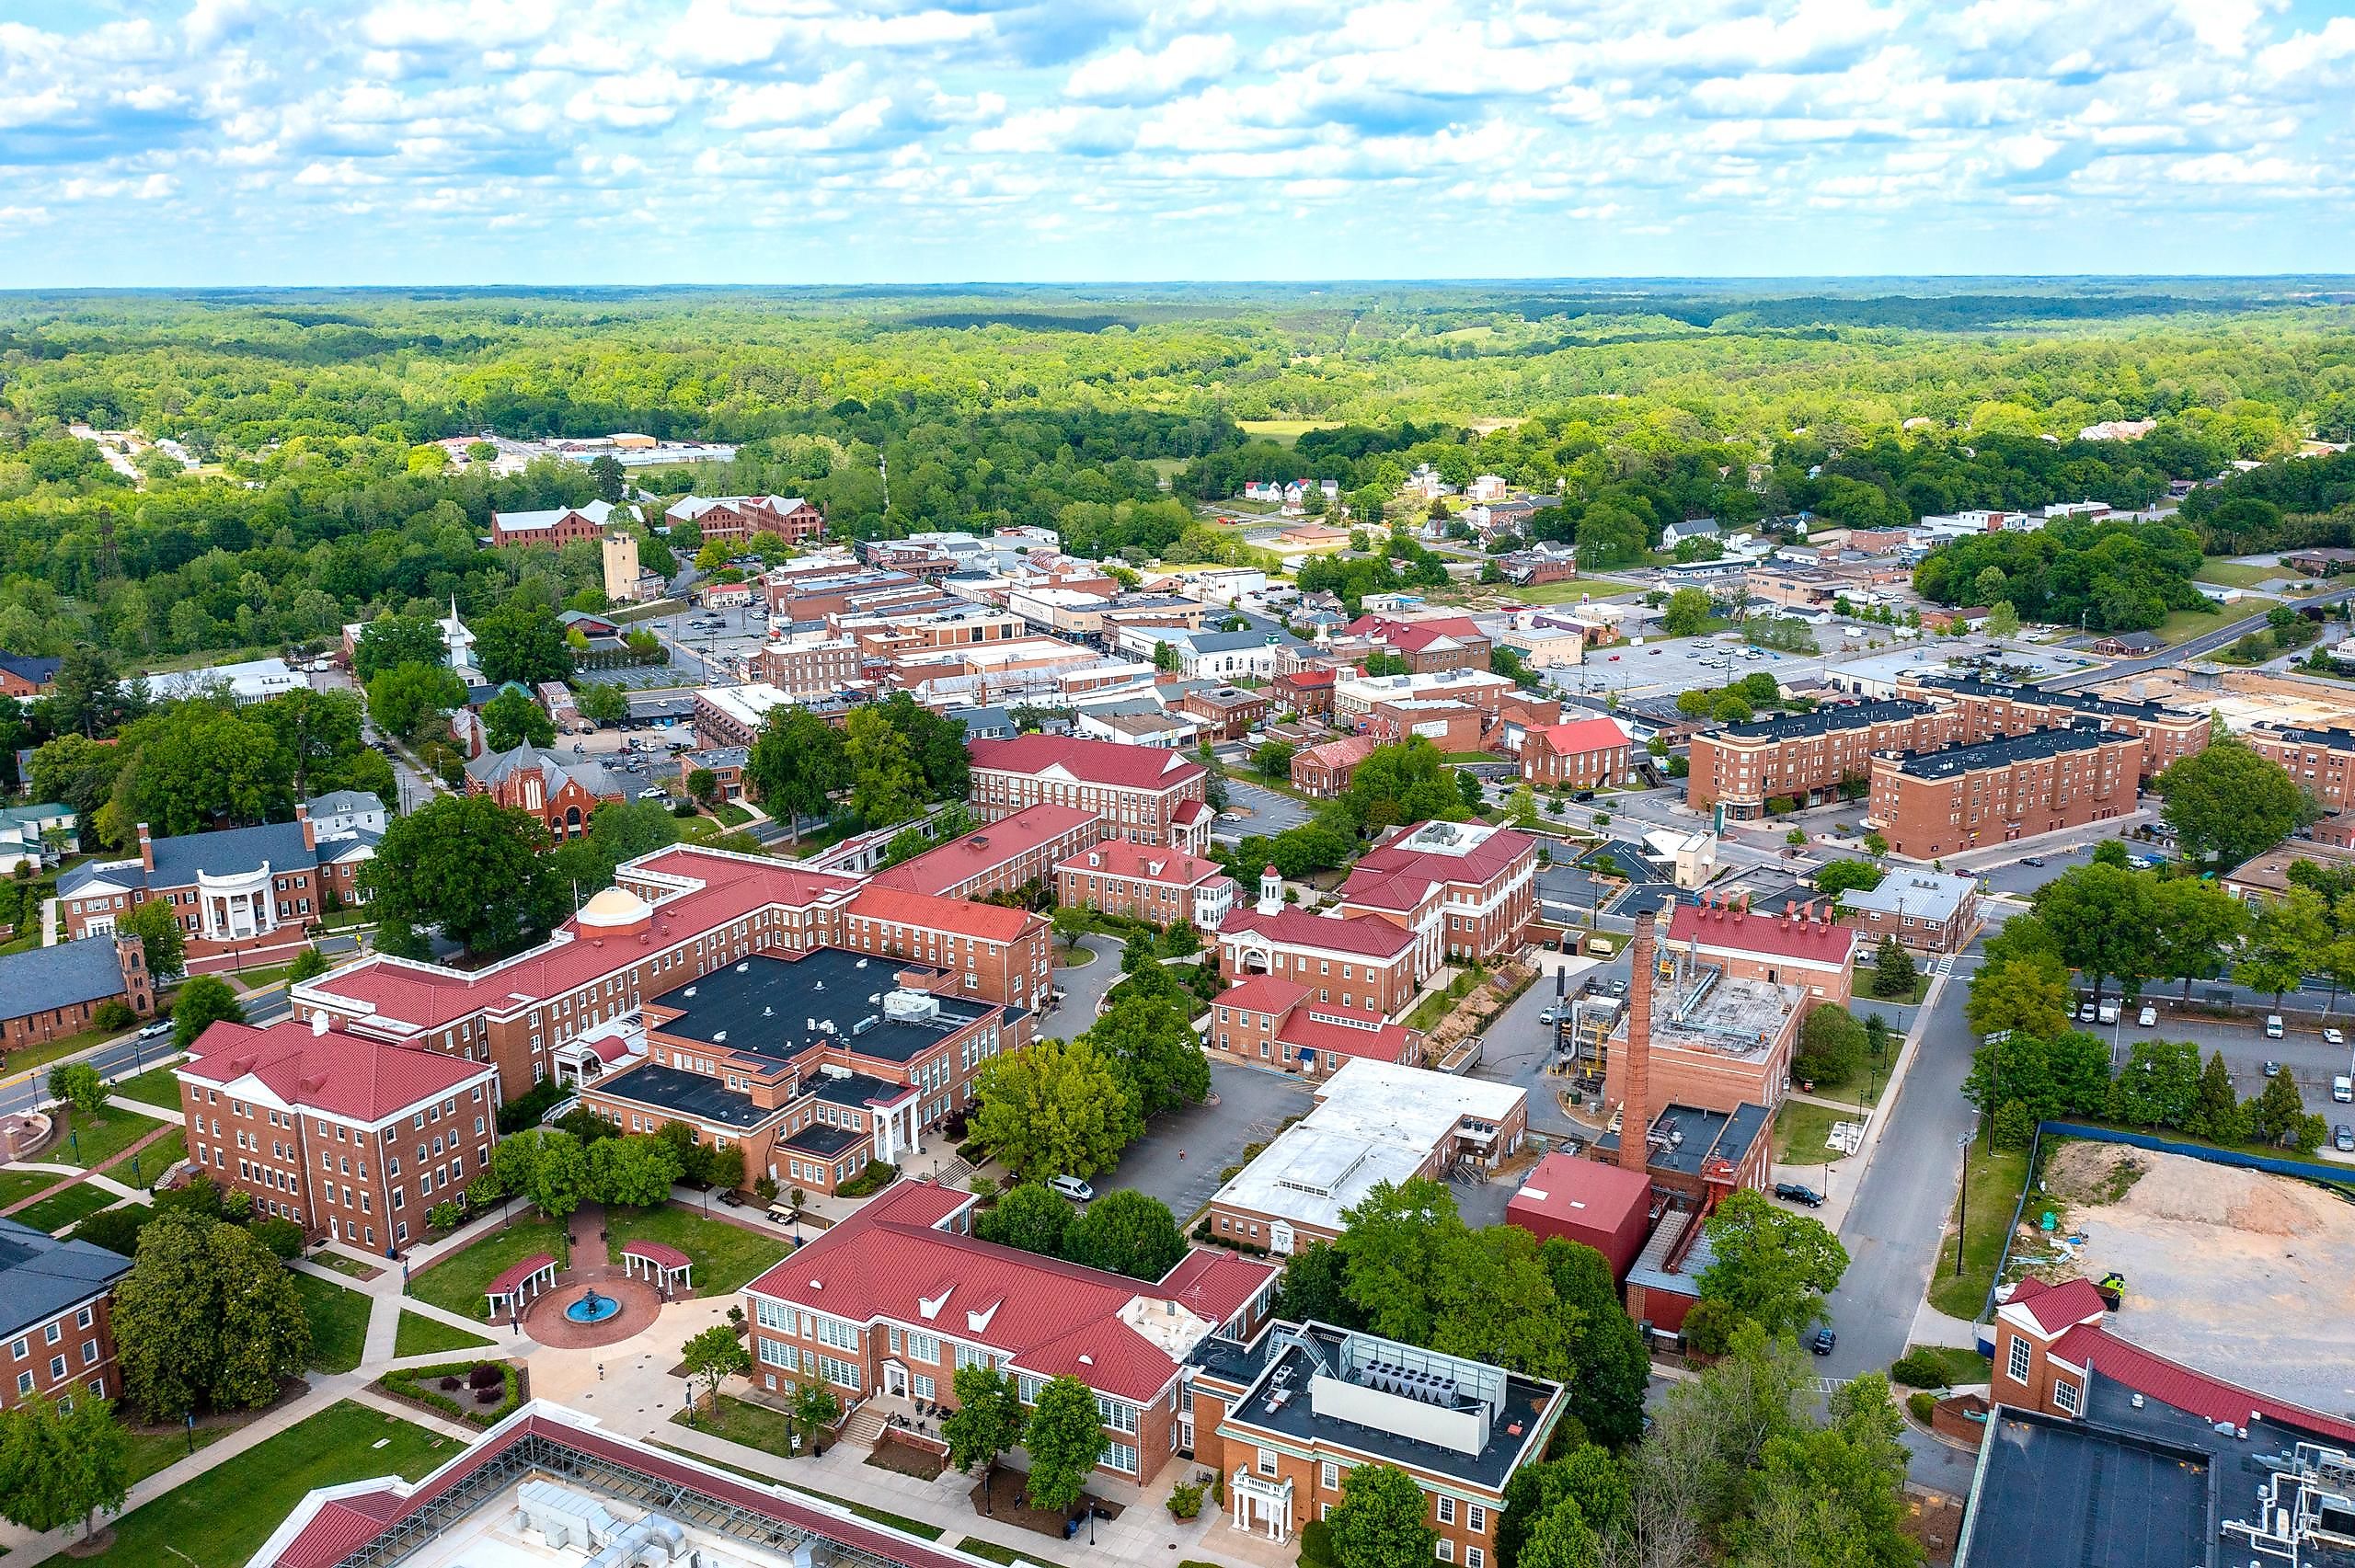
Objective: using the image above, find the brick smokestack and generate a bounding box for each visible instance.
[1620,909,1657,1173]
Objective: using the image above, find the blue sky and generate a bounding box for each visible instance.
[4,0,2354,286]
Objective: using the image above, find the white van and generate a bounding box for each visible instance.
[1048,1175,1095,1203]
[2267,1014,2286,1039]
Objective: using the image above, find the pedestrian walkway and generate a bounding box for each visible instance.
[0,1115,176,1221]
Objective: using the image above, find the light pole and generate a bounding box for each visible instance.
[1954,1131,1973,1277]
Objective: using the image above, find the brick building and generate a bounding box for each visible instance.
[1217,870,1423,1019]
[677,747,747,801]
[57,802,382,975]
[578,946,1017,1196]
[844,885,1053,1014]
[1203,975,1422,1079]
[0,654,60,698]
[1054,839,1238,930]
[1665,891,1856,1006]
[1838,868,1982,954]
[1895,676,2211,782]
[691,684,800,750]
[1333,670,1517,729]
[1505,1151,1654,1282]
[491,500,614,550]
[1291,735,1377,797]
[968,734,1212,853]
[867,804,1103,903]
[1335,819,1537,968]
[1178,685,1270,741]
[1685,701,1949,819]
[178,1015,500,1252]
[1190,1319,1566,1561]
[1582,900,1813,1117]
[1519,715,1636,788]
[755,632,867,697]
[2246,723,2355,815]
[0,1219,130,1413]
[664,495,824,546]
[1867,725,2142,860]
[1365,697,1484,750]
[1272,665,1337,717]
[744,1179,1276,1486]
[1343,614,1491,674]
[0,937,154,1052]
[465,743,628,841]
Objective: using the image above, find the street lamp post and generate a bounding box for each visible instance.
[1954,1132,1973,1277]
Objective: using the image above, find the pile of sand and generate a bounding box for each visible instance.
[2043,1141,2338,1240]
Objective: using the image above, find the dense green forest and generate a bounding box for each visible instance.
[0,281,2350,658]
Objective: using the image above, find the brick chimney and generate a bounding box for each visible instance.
[1620,909,1657,1173]
[136,821,154,874]
[296,802,315,853]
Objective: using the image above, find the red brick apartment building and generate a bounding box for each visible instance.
[756,632,866,696]
[1179,685,1270,741]
[844,885,1052,1014]
[2246,723,2355,814]
[1336,818,1537,968]
[1520,715,1636,788]
[968,734,1212,853]
[1273,665,1338,717]
[57,809,378,975]
[1685,700,1950,818]
[1291,735,1377,797]
[745,1180,1276,1486]
[1217,871,1424,1018]
[0,1218,130,1413]
[178,1016,500,1252]
[0,653,59,698]
[1203,974,1421,1077]
[294,847,948,1098]
[664,495,825,546]
[1343,614,1492,673]
[1190,1319,1568,1561]
[867,805,1103,904]
[1055,840,1239,930]
[1894,676,2211,781]
[490,503,611,549]
[579,946,1017,1196]
[1867,725,2142,860]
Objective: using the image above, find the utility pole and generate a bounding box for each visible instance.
[879,454,890,515]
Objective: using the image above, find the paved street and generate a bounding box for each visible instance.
[1466,950,1615,1141]
[1046,933,1126,1034]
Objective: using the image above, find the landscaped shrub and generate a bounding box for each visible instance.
[383,1359,525,1427]
[467,1363,504,1390]
[1908,1391,1936,1424]
[836,1160,897,1198]
[1890,1350,1948,1389]
[1166,1482,1204,1519]
[1300,1519,1336,1568]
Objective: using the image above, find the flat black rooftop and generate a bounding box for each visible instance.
[595,1063,774,1129]
[2257,722,2355,750]
[1913,675,2194,724]
[649,947,994,1065]
[1220,1322,1558,1494]
[1715,699,1931,742]
[1893,723,2122,779]
[1591,1101,1768,1178]
[1962,1406,2213,1568]
[781,1123,862,1157]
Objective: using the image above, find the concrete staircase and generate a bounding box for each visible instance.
[840,1402,890,1448]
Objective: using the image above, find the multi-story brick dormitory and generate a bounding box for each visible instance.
[1685,701,1953,819]
[1341,613,1493,674]
[663,495,825,546]
[58,798,383,975]
[178,1015,500,1253]
[576,945,1018,1196]
[867,804,1104,904]
[0,1218,131,1413]
[745,1178,1276,1487]
[967,733,1212,853]
[1334,818,1537,968]
[1054,839,1239,931]
[291,844,1041,1101]
[1189,1319,1568,1559]
[1866,724,2143,860]
[1893,675,2211,781]
[2246,723,2355,814]
[1218,870,1424,1019]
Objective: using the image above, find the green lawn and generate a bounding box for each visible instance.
[229,964,296,992]
[645,1437,948,1539]
[958,1537,1080,1568]
[77,1401,454,1568]
[406,1217,572,1321]
[1,1023,130,1082]
[393,1310,496,1357]
[1773,1100,1863,1168]
[1500,579,1590,605]
[126,1128,184,1188]
[16,1182,119,1234]
[1927,1144,2033,1320]
[2193,559,2280,589]
[2152,605,2235,647]
[122,1419,235,1485]
[0,1170,56,1209]
[1899,1344,1993,1389]
[111,1062,188,1112]
[672,1393,798,1459]
[55,1104,168,1170]
[604,1205,790,1296]
[1858,969,1934,1007]
[712,803,752,828]
[1236,418,1342,446]
[291,1271,373,1374]
[308,1250,378,1279]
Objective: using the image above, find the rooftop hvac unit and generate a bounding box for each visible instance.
[883,990,941,1024]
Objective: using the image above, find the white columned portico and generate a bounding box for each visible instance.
[1232,1469,1292,1540]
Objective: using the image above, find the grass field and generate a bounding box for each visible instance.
[958,1537,1081,1568]
[394,1310,496,1358]
[112,1062,187,1112]
[604,1205,790,1296]
[0,1169,56,1208]
[1928,1143,2033,1320]
[1773,1100,1863,1168]
[55,1104,167,1170]
[2193,560,2282,589]
[16,1182,119,1234]
[406,1217,572,1321]
[0,1023,129,1082]
[672,1393,797,1459]
[1236,418,1342,446]
[1899,1344,1993,1389]
[2152,605,2237,647]
[1499,579,1589,605]
[78,1401,454,1568]
[122,1418,235,1484]
[126,1128,184,1188]
[290,1271,372,1373]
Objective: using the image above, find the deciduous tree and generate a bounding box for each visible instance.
[1329,1463,1437,1568]
[475,600,573,686]
[360,793,561,958]
[1061,1189,1187,1280]
[971,1038,1141,1181]
[366,661,467,741]
[2155,734,2303,869]
[0,1395,129,1539]
[169,975,245,1049]
[482,686,556,752]
[1696,1190,1848,1337]
[1021,1376,1107,1514]
[1079,994,1210,1119]
[942,1366,1025,1487]
[114,1214,311,1420]
[973,1183,1071,1257]
[681,1323,752,1412]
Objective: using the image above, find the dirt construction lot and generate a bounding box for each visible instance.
[2033,1142,2355,1413]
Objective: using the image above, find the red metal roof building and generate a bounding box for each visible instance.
[177,1016,500,1252]
[968,734,1211,853]
[1664,891,1856,1005]
[1336,818,1539,967]
[1218,869,1427,1019]
[744,1180,1275,1485]
[1342,614,1491,674]
[1520,715,1637,789]
[865,803,1103,903]
[1055,838,1239,931]
[1205,974,1422,1078]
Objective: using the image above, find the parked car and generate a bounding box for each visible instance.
[2327,1027,2347,1047]
[2138,1005,2157,1027]
[2264,1060,2285,1079]
[1808,1327,1837,1356]
[1048,1175,1095,1203]
[637,786,666,800]
[2336,1075,2353,1104]
[2097,1001,2120,1025]
[1538,1009,1558,1025]
[2076,1002,2097,1023]
[136,1020,174,1040]
[2020,856,2045,867]
[1774,1183,1824,1208]
[2338,1125,2355,1153]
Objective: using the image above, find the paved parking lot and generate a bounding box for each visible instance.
[1090,1062,1315,1221]
[1217,780,1313,839]
[2086,1003,2355,1122]
[1549,623,1893,704]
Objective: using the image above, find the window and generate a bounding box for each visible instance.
[2053,1379,2080,1414]
[8,1339,24,1361]
[47,1356,63,1380]
[1108,1441,1137,1475]
[1321,1461,1338,1491]
[1467,1504,1488,1533]
[1436,1543,1453,1563]
[1466,1551,1486,1568]
[13,1372,28,1396]
[42,1323,58,1346]
[1258,1448,1277,1477]
[817,1355,862,1391]
[2006,1336,2031,1385]
[1439,1497,1456,1526]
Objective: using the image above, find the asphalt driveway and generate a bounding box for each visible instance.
[1091,1061,1315,1222]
